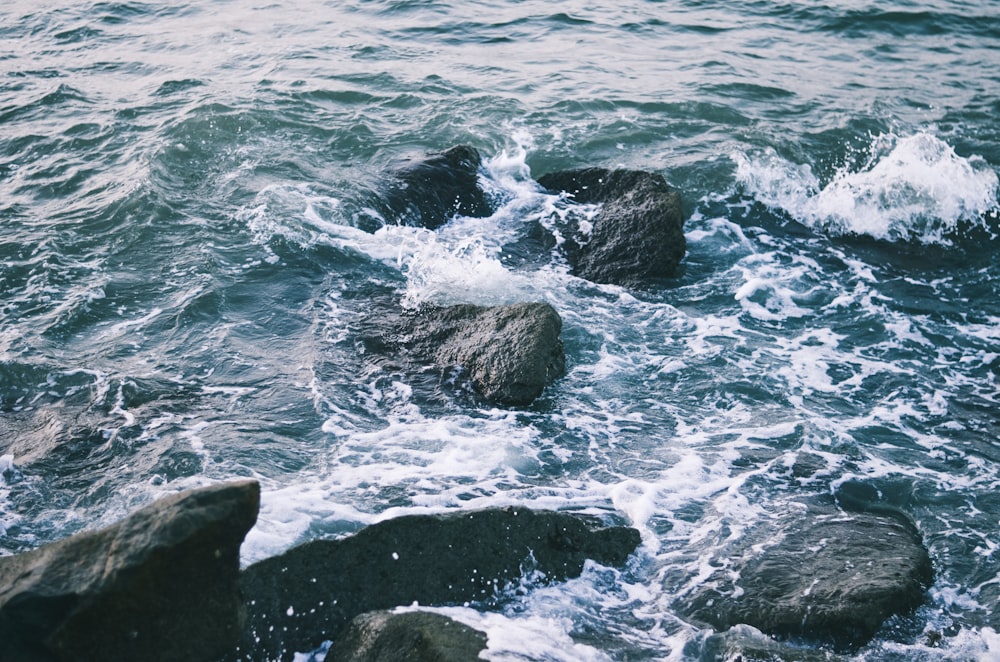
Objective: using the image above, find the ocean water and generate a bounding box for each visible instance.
[2,0,999,659]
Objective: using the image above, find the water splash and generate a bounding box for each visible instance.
[734,132,999,243]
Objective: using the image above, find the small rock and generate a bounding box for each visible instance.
[537,168,686,287]
[362,301,565,406]
[376,145,494,230]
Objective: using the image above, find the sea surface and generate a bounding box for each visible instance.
[2,1,999,659]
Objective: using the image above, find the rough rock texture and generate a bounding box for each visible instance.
[676,501,933,652]
[239,507,641,661]
[363,301,565,406]
[536,168,686,287]
[0,480,260,662]
[378,145,493,229]
[327,610,488,662]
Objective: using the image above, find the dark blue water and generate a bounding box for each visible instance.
[2,1,999,659]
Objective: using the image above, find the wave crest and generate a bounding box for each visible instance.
[734,132,999,244]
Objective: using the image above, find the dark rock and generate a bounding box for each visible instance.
[0,480,260,662]
[327,610,487,662]
[362,301,565,406]
[675,501,933,652]
[239,507,641,661]
[376,145,494,230]
[536,168,686,286]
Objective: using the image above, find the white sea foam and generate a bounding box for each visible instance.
[230,138,1000,659]
[734,132,999,243]
[410,605,614,662]
[0,454,21,538]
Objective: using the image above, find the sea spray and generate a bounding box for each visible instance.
[734,132,999,243]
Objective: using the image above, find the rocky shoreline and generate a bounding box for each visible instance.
[0,480,640,662]
[0,147,936,661]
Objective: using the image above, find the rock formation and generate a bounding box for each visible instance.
[362,301,565,406]
[239,506,641,661]
[0,480,259,662]
[375,145,494,230]
[537,168,686,287]
[675,500,933,651]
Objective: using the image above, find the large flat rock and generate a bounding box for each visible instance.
[675,500,933,651]
[239,507,640,660]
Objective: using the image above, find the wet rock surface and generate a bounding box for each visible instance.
[361,301,565,406]
[374,145,494,230]
[675,500,933,652]
[327,610,488,662]
[239,506,641,661]
[0,480,260,662]
[537,167,686,287]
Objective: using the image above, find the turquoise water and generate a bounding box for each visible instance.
[2,1,999,659]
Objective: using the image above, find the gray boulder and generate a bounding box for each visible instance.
[675,500,933,652]
[239,506,641,661]
[0,480,260,662]
[536,168,686,287]
[328,610,487,662]
[363,301,565,406]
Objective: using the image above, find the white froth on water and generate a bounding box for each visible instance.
[0,454,20,537]
[242,481,373,564]
[237,154,557,308]
[390,224,534,308]
[734,132,999,243]
[733,254,815,321]
[227,136,1000,658]
[411,605,614,662]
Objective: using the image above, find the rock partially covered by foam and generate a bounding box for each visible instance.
[375,145,494,230]
[363,301,565,406]
[537,168,686,287]
[0,480,260,662]
[675,500,933,652]
[328,610,488,662]
[239,507,641,661]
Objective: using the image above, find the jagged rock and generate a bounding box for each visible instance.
[362,301,565,406]
[0,480,260,662]
[675,500,933,652]
[239,507,641,661]
[327,610,487,662]
[537,168,685,287]
[374,145,494,230]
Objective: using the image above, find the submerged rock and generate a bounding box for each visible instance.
[696,624,848,661]
[362,301,565,406]
[239,506,641,661]
[0,480,259,662]
[375,145,494,230]
[327,610,487,662]
[537,168,686,287]
[675,501,933,652]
